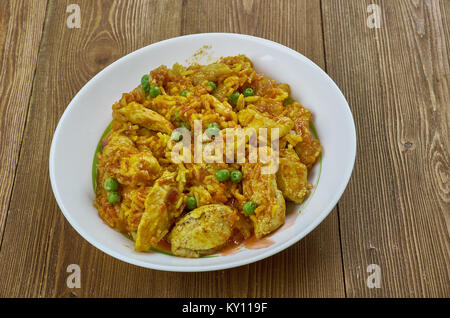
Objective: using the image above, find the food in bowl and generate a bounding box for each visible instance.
[93,55,321,257]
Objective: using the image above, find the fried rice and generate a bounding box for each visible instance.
[93,55,321,257]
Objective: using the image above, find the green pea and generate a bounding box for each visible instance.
[229,91,240,105]
[205,122,220,138]
[215,169,230,182]
[243,201,257,215]
[283,96,295,106]
[172,110,181,122]
[108,192,121,205]
[206,127,220,138]
[243,88,254,97]
[230,170,243,183]
[149,86,161,98]
[186,196,197,210]
[171,131,183,142]
[206,122,220,130]
[208,81,216,91]
[104,177,119,192]
[141,74,150,93]
[180,89,190,97]
[180,121,191,130]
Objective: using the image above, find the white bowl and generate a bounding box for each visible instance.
[49,33,356,272]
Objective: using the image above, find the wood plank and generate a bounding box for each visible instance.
[182,0,326,68]
[0,0,343,297]
[321,0,449,297]
[0,0,184,297]
[0,0,48,245]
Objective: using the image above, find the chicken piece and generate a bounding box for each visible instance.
[99,129,162,187]
[118,152,162,186]
[295,138,321,169]
[242,162,286,238]
[234,214,254,240]
[169,204,237,257]
[189,63,232,85]
[202,94,236,121]
[276,148,309,203]
[135,171,184,252]
[113,101,174,134]
[188,185,213,207]
[135,132,171,159]
[284,103,321,168]
[94,131,138,231]
[212,83,231,101]
[100,131,138,167]
[119,186,151,232]
[238,107,293,138]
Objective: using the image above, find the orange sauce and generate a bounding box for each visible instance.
[220,240,242,256]
[155,237,172,253]
[220,212,300,255]
[242,235,275,249]
[220,234,275,255]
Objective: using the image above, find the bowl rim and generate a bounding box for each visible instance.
[49,32,356,272]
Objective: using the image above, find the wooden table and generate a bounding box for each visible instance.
[0,0,448,298]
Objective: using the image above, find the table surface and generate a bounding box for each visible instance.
[0,0,448,298]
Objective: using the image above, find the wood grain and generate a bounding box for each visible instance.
[1,0,448,298]
[0,0,184,297]
[0,0,48,246]
[0,0,345,297]
[321,0,449,297]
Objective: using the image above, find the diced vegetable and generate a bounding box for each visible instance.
[216,169,230,182]
[104,177,119,192]
[243,201,257,215]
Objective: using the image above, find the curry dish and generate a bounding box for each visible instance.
[94,55,321,257]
